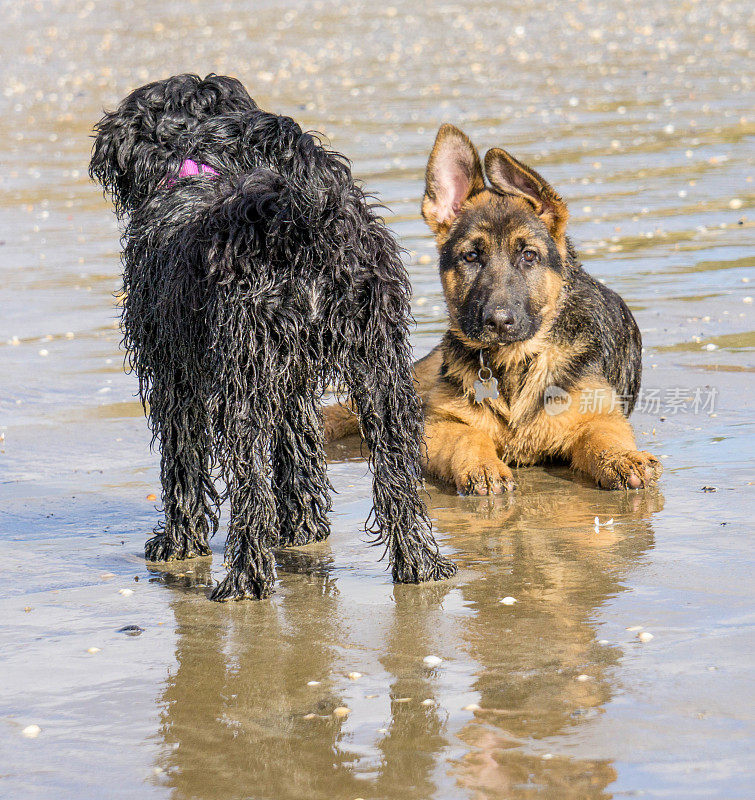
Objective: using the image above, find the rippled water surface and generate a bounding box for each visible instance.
[1,1,753,798]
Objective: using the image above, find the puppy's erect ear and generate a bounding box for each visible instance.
[484,148,569,241]
[422,124,485,235]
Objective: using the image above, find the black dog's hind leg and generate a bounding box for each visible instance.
[324,200,456,584]
[347,356,457,584]
[210,427,278,601]
[334,270,456,583]
[272,388,331,547]
[145,375,219,562]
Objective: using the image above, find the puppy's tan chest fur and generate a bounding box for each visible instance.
[425,343,572,465]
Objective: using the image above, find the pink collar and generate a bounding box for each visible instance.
[165,159,219,186]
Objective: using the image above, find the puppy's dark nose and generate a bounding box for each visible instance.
[484,307,516,334]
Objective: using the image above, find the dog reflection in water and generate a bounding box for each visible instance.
[148,482,661,799]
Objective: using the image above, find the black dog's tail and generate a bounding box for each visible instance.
[89,73,257,216]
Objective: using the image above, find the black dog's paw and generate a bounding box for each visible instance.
[277,513,331,548]
[145,533,211,563]
[209,567,276,602]
[422,554,458,582]
[392,552,457,584]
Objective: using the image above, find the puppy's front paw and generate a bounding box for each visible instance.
[595,450,663,490]
[455,457,516,496]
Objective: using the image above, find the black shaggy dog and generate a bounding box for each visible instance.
[90,73,455,600]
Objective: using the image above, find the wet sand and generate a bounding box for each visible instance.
[1,1,753,798]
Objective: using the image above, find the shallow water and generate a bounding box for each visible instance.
[1,1,753,798]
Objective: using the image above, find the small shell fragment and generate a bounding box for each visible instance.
[303,713,317,720]
[423,655,442,667]
[421,698,434,706]
[22,724,41,738]
[332,706,351,718]
[87,647,101,654]
[463,703,481,712]
[347,672,362,680]
[394,697,412,703]
[626,625,643,632]
[499,596,517,605]
[118,588,134,597]
[576,674,591,682]
[146,493,157,501]
[306,680,320,687]
[638,631,654,642]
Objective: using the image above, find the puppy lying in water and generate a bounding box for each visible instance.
[324,124,662,495]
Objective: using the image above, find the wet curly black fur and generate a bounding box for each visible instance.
[90,74,455,600]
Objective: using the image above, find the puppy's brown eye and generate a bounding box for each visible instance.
[462,250,480,263]
[521,248,538,264]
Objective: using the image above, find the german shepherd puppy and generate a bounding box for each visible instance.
[324,124,662,495]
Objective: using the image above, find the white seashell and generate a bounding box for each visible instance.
[118,588,134,597]
[423,655,442,667]
[499,596,517,605]
[87,647,100,654]
[306,680,320,687]
[421,699,434,706]
[22,724,41,738]
[463,703,481,712]
[347,672,362,680]
[576,674,591,682]
[638,631,654,642]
